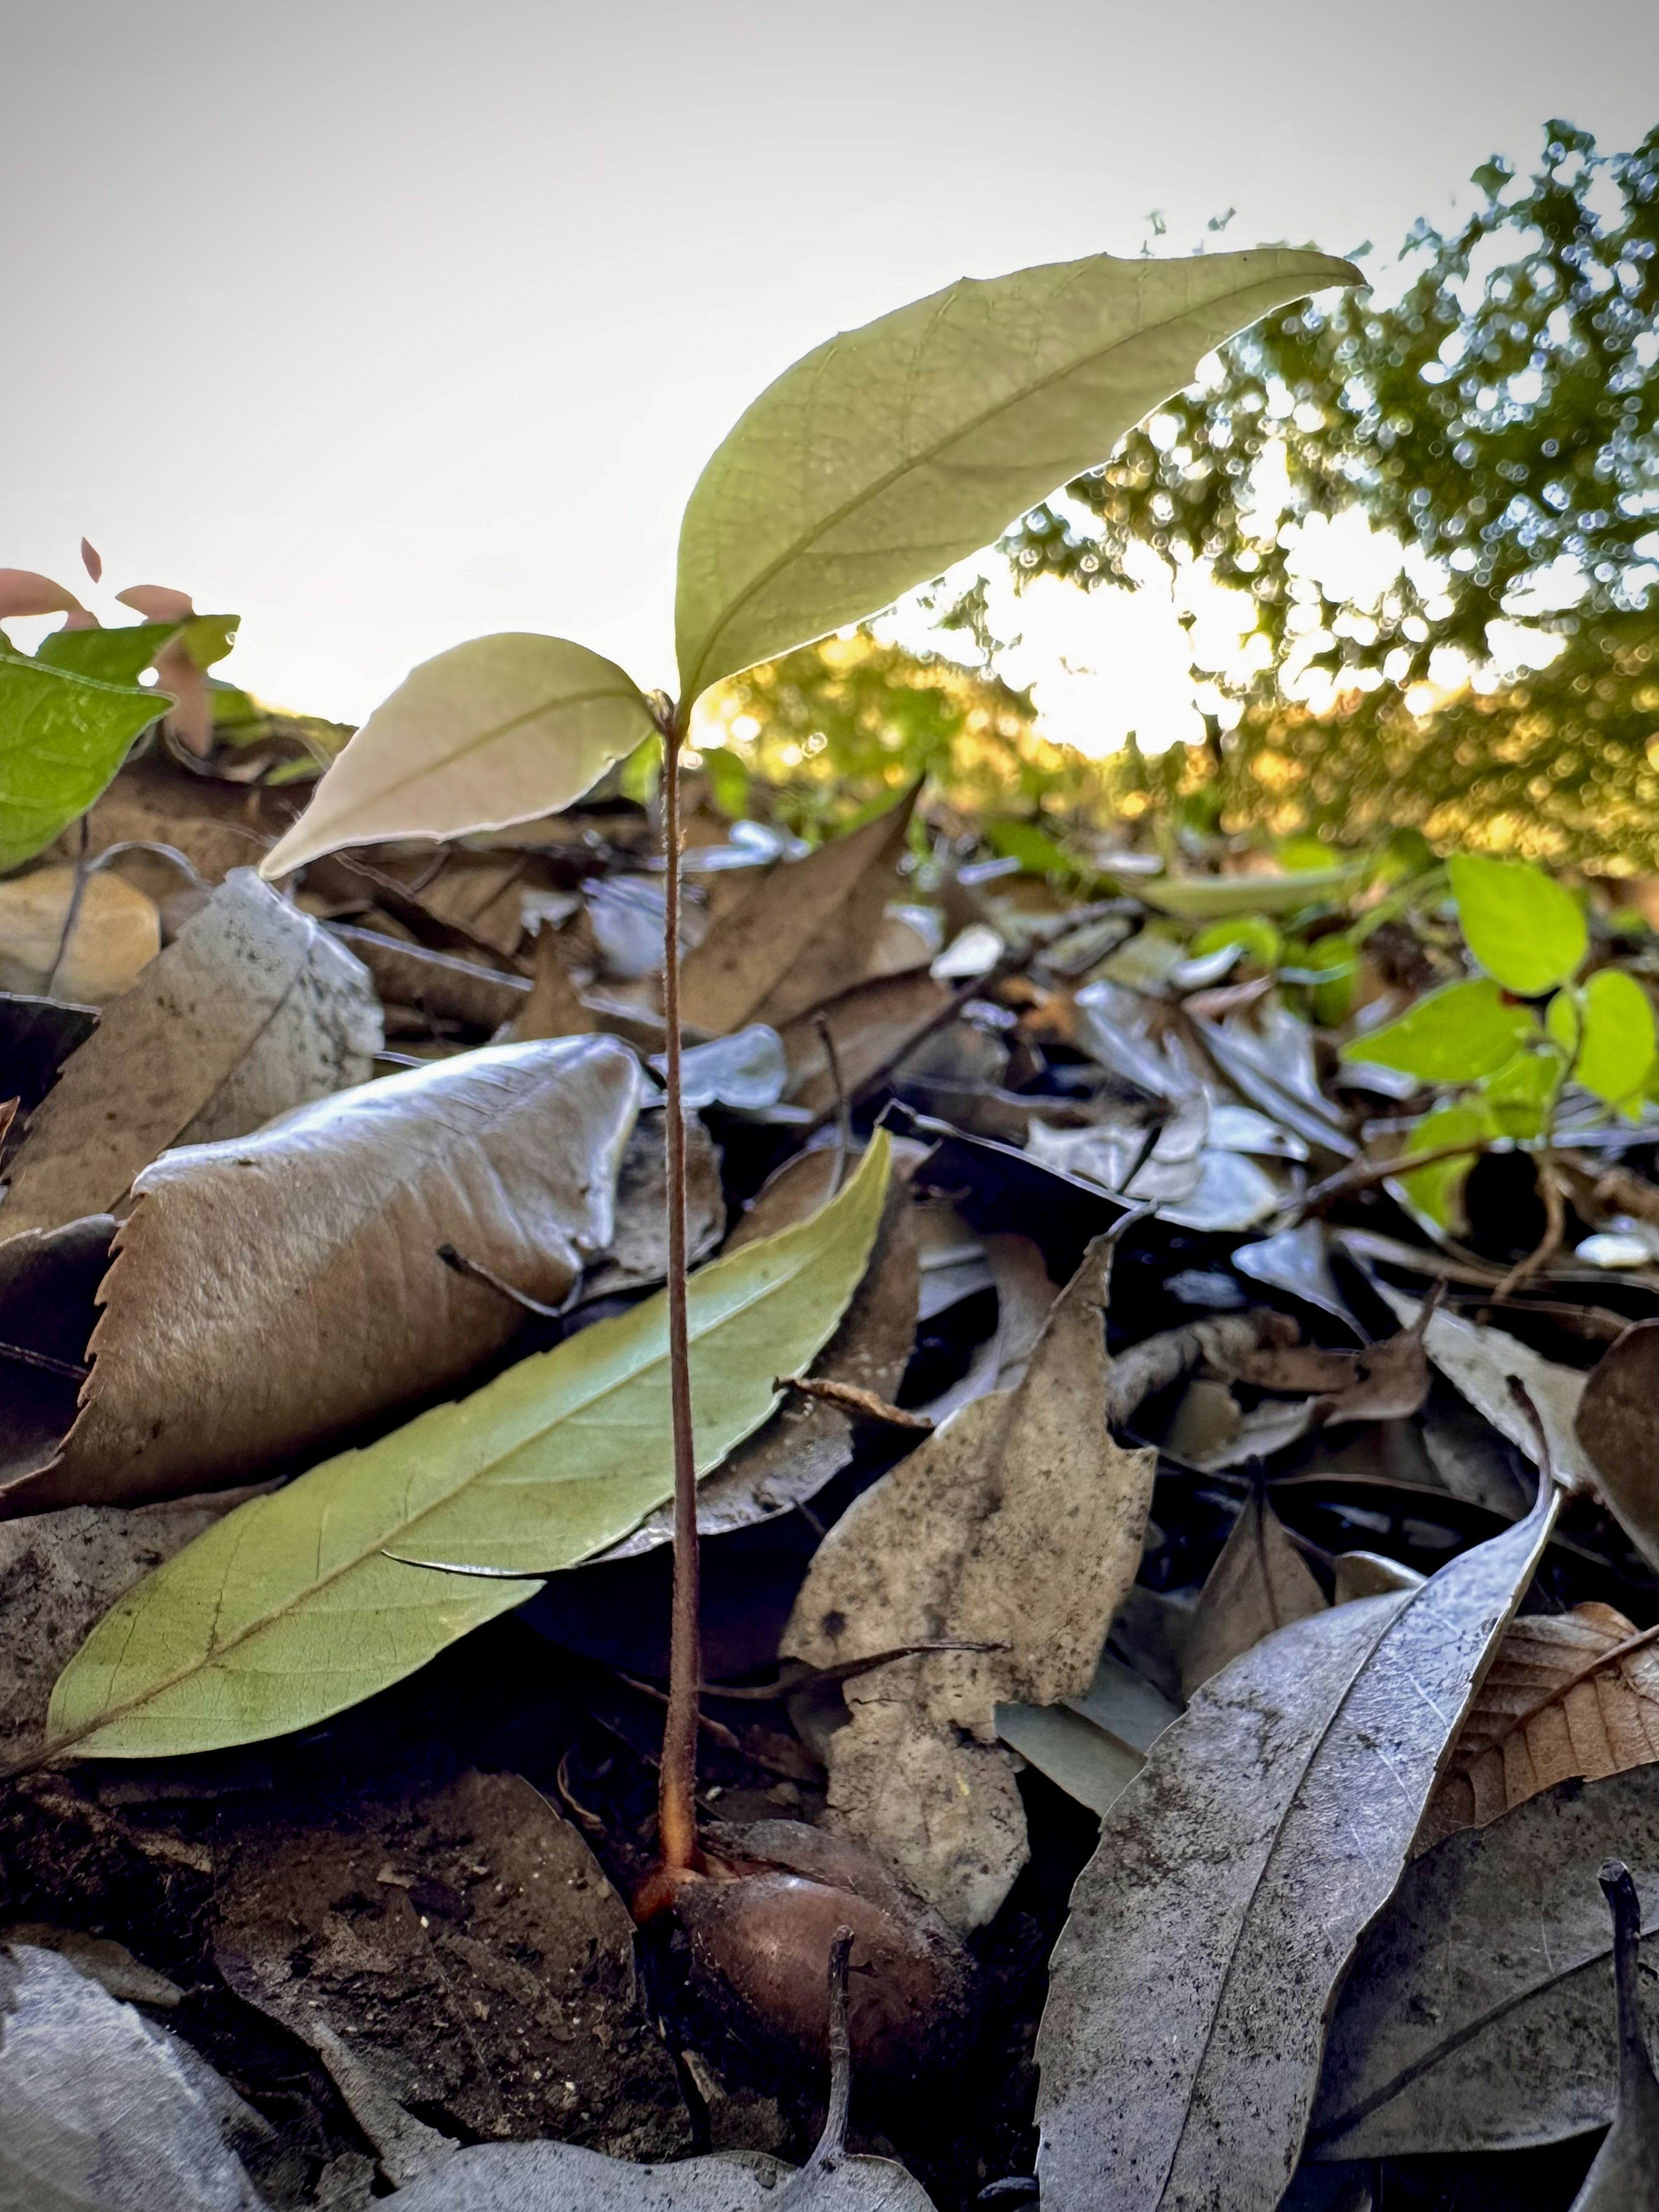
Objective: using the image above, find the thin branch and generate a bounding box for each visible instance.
[774,1373,933,1430]
[813,1011,852,1196]
[435,1242,566,1319]
[0,1340,89,1383]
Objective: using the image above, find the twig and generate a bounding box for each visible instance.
[1295,1137,1492,1221]
[435,1241,566,1319]
[778,1926,855,2201]
[44,818,92,1000]
[774,1373,933,1431]
[1492,1155,1567,1302]
[1104,1309,1298,1431]
[813,1011,852,1196]
[0,1340,89,1384]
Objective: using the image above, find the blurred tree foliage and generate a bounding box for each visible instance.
[997,120,1659,868]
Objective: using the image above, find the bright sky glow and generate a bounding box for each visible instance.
[6,0,1656,741]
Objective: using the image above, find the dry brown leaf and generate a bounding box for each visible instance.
[3,1036,644,1513]
[578,1107,725,1301]
[783,1235,1156,1931]
[1418,1602,1659,1850]
[782,970,953,1114]
[680,791,917,1036]
[0,1214,111,1494]
[509,924,594,1040]
[1576,1319,1659,1575]
[1180,1482,1329,1697]
[332,925,531,1033]
[0,871,382,1240]
[0,866,160,1003]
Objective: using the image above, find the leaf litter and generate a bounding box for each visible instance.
[10,238,1659,2212]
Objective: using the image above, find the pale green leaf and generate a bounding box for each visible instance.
[1548,968,1657,1105]
[1138,864,1360,919]
[1449,852,1586,995]
[0,652,172,874]
[1340,979,1537,1084]
[34,621,184,686]
[674,245,1360,704]
[260,634,656,877]
[1398,1100,1495,1231]
[1479,1046,1564,1139]
[47,1134,891,1759]
[1190,915,1282,968]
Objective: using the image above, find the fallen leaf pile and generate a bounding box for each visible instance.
[11,721,1659,2212]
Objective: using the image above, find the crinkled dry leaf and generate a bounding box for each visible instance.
[1577,1320,1659,1577]
[46,1138,890,1758]
[1179,1482,1328,1697]
[0,864,159,1002]
[1312,1767,1659,2162]
[680,793,917,1037]
[1419,1602,1659,1850]
[1036,1476,1559,2210]
[782,971,953,1115]
[6,1035,643,1513]
[0,871,382,1240]
[578,1106,725,1303]
[784,1235,1156,1932]
[0,1942,265,2212]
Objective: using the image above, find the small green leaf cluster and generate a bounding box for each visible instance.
[1339,854,1658,1225]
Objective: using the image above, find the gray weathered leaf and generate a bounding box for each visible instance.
[1180,1482,1328,1696]
[0,871,381,1240]
[1311,1767,1659,2161]
[1035,1474,1559,2210]
[385,2139,935,2209]
[0,1943,265,2211]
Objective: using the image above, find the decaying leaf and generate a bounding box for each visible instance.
[260,634,658,877]
[0,871,382,1239]
[1312,1767,1659,2162]
[1179,1481,1328,1697]
[0,864,159,1002]
[4,1036,645,1513]
[0,1942,266,2211]
[384,2140,936,2209]
[0,1213,110,1494]
[46,1138,891,1758]
[215,1766,689,2160]
[784,1236,1157,1932]
[1036,1473,1559,2210]
[1577,1320,1659,1577]
[578,1106,726,1302]
[997,1648,1182,1818]
[679,793,916,1037]
[782,970,953,1115]
[511,921,595,1040]
[1570,1859,1659,2211]
[1419,1602,1659,1850]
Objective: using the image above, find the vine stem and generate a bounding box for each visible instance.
[656,710,702,1881]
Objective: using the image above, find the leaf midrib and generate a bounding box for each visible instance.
[682,259,1312,701]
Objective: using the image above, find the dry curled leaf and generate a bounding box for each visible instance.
[0,864,159,1003]
[784,1235,1156,1932]
[680,792,917,1037]
[1419,1602,1659,1850]
[1036,1475,1559,2210]
[1577,1319,1659,1577]
[0,871,382,1240]
[1179,1481,1328,1697]
[5,1036,643,1513]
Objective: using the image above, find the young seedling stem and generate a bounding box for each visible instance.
[655,704,702,1884]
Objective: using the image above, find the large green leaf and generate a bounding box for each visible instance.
[47,1134,891,1759]
[1137,863,1361,919]
[1449,852,1586,996]
[673,245,1360,706]
[34,621,184,686]
[1341,978,1538,1084]
[0,652,173,874]
[261,633,657,877]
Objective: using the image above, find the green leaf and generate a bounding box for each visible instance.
[47,1134,891,1760]
[260,634,658,877]
[1548,967,1657,1106]
[1398,1101,1494,1231]
[1478,1046,1563,1139]
[674,244,1360,705]
[1139,863,1361,919]
[175,612,240,671]
[1284,933,1357,1026]
[984,817,1079,880]
[0,652,173,874]
[1191,915,1282,968]
[1340,979,1536,1084]
[1449,853,1586,996]
[34,621,184,686]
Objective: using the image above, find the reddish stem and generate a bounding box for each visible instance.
[656,713,702,1883]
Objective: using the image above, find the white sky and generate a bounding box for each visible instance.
[6,0,1656,744]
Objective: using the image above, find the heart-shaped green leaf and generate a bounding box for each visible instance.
[261,633,656,877]
[0,652,173,874]
[1450,853,1587,997]
[1341,978,1537,1085]
[674,245,1360,706]
[47,1134,890,1760]
[1548,968,1657,1106]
